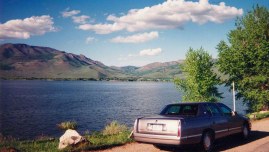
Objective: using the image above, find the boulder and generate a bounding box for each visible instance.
[58,129,84,149]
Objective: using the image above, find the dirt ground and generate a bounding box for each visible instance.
[91,118,269,152]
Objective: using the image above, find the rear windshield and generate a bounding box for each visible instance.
[160,104,198,116]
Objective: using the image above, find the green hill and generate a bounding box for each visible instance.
[0,43,183,81]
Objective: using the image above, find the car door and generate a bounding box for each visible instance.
[217,103,243,135]
[204,103,230,138]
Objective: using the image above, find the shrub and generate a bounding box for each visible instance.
[86,131,133,150]
[102,121,128,135]
[57,121,77,130]
[256,111,269,120]
[247,111,269,120]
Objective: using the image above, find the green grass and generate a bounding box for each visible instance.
[57,121,77,130]
[68,131,133,151]
[0,138,59,152]
[102,121,128,135]
[247,111,269,120]
[254,111,269,120]
[0,121,133,152]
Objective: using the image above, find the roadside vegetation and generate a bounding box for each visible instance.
[174,6,269,114]
[102,121,129,135]
[217,6,269,112]
[0,121,133,152]
[174,48,222,102]
[247,111,269,120]
[57,121,78,130]
[0,136,58,152]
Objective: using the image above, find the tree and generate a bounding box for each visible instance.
[174,48,222,102]
[217,6,269,112]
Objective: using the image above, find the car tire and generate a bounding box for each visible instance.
[201,131,214,152]
[242,124,250,139]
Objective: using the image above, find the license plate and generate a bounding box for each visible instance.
[147,124,164,131]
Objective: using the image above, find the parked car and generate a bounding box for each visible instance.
[132,102,251,151]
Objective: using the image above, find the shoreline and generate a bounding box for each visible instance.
[2,117,268,141]
[2,118,269,152]
[0,78,174,82]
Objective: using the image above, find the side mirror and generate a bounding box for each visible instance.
[232,111,237,116]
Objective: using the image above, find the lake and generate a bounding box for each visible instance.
[0,80,247,139]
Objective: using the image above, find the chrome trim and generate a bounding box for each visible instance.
[188,134,202,138]
[215,129,228,133]
[181,133,202,139]
[229,127,241,131]
[134,132,180,140]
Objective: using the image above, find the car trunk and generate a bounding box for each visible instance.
[137,115,182,136]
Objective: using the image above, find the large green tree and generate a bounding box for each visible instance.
[217,6,269,112]
[174,48,222,102]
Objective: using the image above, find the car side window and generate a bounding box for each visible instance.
[218,104,232,116]
[182,105,198,116]
[205,103,222,116]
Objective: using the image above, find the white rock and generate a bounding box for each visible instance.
[58,129,83,149]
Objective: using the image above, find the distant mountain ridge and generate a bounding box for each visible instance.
[0,43,182,80]
[116,61,183,80]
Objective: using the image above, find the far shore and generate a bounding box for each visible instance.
[0,77,174,82]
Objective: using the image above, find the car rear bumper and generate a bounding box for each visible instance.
[133,132,181,145]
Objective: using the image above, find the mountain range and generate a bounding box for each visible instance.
[0,43,183,81]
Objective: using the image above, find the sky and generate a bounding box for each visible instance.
[0,0,268,67]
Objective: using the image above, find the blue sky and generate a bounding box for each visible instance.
[0,0,268,66]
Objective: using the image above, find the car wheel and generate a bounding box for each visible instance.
[242,124,250,139]
[201,131,214,152]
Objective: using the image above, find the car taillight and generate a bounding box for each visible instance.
[178,120,181,137]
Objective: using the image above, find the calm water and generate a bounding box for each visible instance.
[0,80,247,139]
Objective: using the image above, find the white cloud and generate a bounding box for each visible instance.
[72,15,90,24]
[0,15,56,39]
[85,36,97,44]
[79,23,123,34]
[139,48,162,56]
[78,0,243,34]
[128,54,137,57]
[61,9,80,18]
[61,8,92,24]
[117,48,162,62]
[111,31,159,43]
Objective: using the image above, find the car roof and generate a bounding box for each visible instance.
[167,102,220,106]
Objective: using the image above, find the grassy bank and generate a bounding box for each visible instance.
[4,111,269,152]
[247,111,269,121]
[0,137,59,152]
[0,121,133,152]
